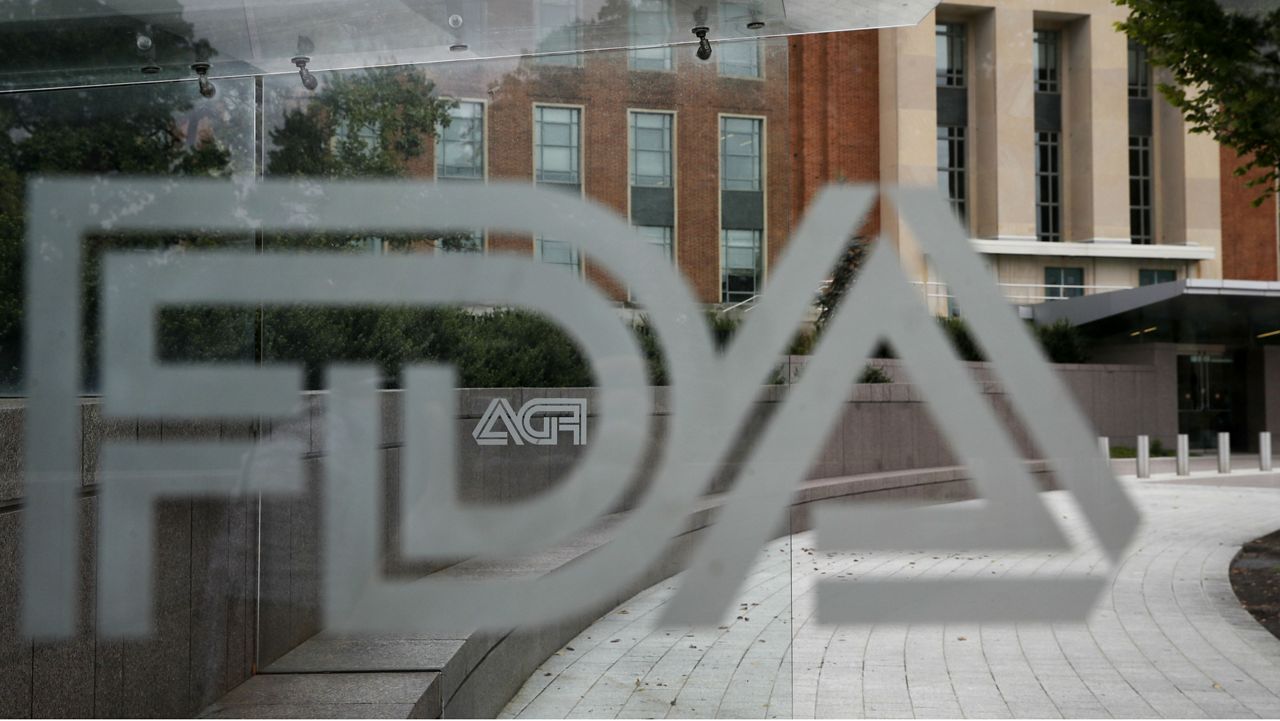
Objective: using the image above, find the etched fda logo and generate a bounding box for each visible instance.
[21,178,1138,640]
[473,398,587,446]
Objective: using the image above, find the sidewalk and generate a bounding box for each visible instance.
[502,475,1280,718]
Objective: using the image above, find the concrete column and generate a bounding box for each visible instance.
[1137,434,1151,479]
[1218,432,1231,474]
[1154,69,1223,278]
[878,14,936,284]
[1064,15,1129,243]
[1176,434,1190,476]
[1261,432,1272,472]
[973,6,1035,241]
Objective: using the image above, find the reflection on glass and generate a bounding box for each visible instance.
[718,1,763,77]
[437,100,486,179]
[0,78,256,393]
[630,0,674,71]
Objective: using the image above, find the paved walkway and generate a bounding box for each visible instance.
[501,479,1280,718]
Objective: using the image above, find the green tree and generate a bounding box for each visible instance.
[0,72,240,390]
[267,67,457,181]
[1116,0,1280,202]
[814,236,871,332]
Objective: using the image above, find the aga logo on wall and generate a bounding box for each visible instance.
[472,398,587,446]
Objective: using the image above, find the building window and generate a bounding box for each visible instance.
[630,112,673,187]
[722,229,761,302]
[1036,131,1062,242]
[721,116,762,191]
[535,106,581,184]
[537,0,582,66]
[1139,268,1176,286]
[536,237,580,273]
[1035,30,1060,94]
[1129,39,1154,245]
[1128,40,1151,98]
[936,23,966,87]
[718,2,761,78]
[937,126,967,222]
[630,0,672,71]
[1045,266,1084,299]
[636,225,674,261]
[436,101,484,180]
[1130,135,1153,245]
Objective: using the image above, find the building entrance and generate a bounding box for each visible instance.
[1178,353,1246,450]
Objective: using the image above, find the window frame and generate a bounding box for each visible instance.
[1128,39,1151,99]
[1036,130,1062,243]
[1045,266,1084,300]
[629,0,674,72]
[533,103,583,185]
[536,0,584,67]
[629,110,675,189]
[720,115,764,192]
[436,99,487,181]
[1034,29,1061,94]
[721,228,763,303]
[533,103,585,276]
[634,224,674,262]
[1130,134,1153,245]
[936,22,967,88]
[716,1,763,79]
[1139,268,1177,287]
[937,125,968,224]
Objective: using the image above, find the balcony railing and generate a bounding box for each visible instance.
[914,280,1133,307]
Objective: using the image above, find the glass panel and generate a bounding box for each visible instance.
[937,125,967,223]
[635,225,675,261]
[630,0,674,71]
[536,105,581,184]
[718,1,763,77]
[0,78,257,395]
[630,111,674,187]
[1128,39,1151,98]
[11,5,1239,718]
[1035,29,1061,94]
[0,0,938,92]
[721,116,763,191]
[1036,131,1062,242]
[437,100,485,179]
[936,23,966,87]
[721,228,762,302]
[1129,135,1153,244]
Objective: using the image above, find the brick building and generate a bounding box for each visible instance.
[290,0,1274,313]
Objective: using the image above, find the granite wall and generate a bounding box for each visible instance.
[0,359,1158,717]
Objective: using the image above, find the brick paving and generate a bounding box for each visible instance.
[501,479,1280,718]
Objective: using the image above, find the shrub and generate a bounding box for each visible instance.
[632,318,667,386]
[937,316,984,362]
[1033,319,1091,364]
[707,311,740,350]
[788,329,816,356]
[858,365,892,384]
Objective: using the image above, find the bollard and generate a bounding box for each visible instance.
[1218,432,1231,474]
[1136,435,1151,479]
[1177,434,1190,476]
[1262,432,1273,472]
[1098,436,1110,460]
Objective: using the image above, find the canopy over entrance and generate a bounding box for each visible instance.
[1032,280,1280,347]
[0,0,938,92]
